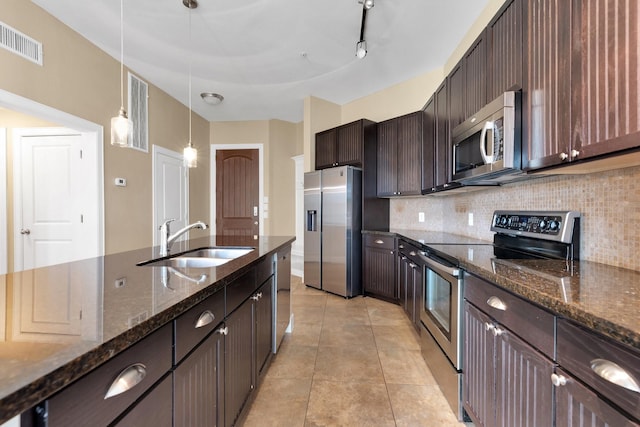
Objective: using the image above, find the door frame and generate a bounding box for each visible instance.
[0,88,104,271]
[0,128,6,275]
[210,144,264,236]
[152,145,189,246]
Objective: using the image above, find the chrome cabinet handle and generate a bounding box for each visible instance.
[571,149,580,159]
[590,359,640,393]
[104,363,146,399]
[20,228,31,235]
[374,239,384,244]
[559,152,569,161]
[409,251,417,256]
[486,296,507,311]
[195,310,215,328]
[409,263,417,269]
[251,292,262,301]
[551,373,567,387]
[216,326,228,336]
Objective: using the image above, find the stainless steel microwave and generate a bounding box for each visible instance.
[452,91,525,184]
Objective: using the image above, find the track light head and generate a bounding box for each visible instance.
[355,40,367,59]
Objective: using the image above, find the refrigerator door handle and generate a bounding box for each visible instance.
[307,210,317,231]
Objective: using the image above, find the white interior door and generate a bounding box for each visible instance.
[153,145,189,247]
[13,128,98,271]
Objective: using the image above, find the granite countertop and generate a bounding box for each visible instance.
[365,229,640,352]
[0,235,294,422]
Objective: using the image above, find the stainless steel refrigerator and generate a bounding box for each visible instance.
[304,166,362,297]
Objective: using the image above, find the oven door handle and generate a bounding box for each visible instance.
[418,252,460,278]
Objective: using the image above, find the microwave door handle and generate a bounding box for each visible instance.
[480,121,494,164]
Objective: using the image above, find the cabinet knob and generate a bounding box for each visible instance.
[105,363,147,399]
[216,326,229,336]
[570,149,580,159]
[484,322,495,333]
[559,152,569,161]
[551,373,567,387]
[409,263,417,269]
[195,310,215,329]
[492,326,505,337]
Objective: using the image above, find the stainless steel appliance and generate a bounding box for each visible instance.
[452,91,525,185]
[418,210,581,421]
[303,166,362,297]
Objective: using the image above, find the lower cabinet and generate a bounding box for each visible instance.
[398,240,423,331]
[362,233,397,302]
[174,324,225,427]
[116,374,173,427]
[255,277,274,378]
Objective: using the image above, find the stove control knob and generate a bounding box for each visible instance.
[539,219,547,230]
[549,220,559,231]
[500,216,508,226]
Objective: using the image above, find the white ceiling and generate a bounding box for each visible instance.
[32,0,489,123]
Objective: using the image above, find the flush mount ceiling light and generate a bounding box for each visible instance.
[200,92,224,105]
[183,0,197,168]
[110,0,132,147]
[355,0,372,59]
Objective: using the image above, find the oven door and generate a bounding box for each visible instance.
[419,254,462,369]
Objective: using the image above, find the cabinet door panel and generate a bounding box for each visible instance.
[256,278,273,377]
[174,330,224,427]
[571,0,640,159]
[376,120,398,196]
[495,329,554,427]
[465,31,488,119]
[422,97,436,192]
[555,368,639,427]
[448,62,466,131]
[526,0,572,170]
[337,121,363,166]
[363,246,396,301]
[315,129,336,170]
[115,374,172,427]
[397,113,422,195]
[463,301,495,427]
[489,0,525,100]
[434,81,450,187]
[225,299,254,427]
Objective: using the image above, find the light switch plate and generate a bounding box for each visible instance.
[418,212,425,222]
[468,213,474,226]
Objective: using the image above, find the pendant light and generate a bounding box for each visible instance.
[183,0,198,168]
[111,0,133,147]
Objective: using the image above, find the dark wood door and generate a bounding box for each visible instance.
[434,81,450,188]
[571,0,640,161]
[216,149,259,237]
[554,368,638,427]
[488,0,525,100]
[422,96,436,193]
[448,60,466,131]
[174,328,224,427]
[224,298,254,427]
[336,120,363,166]
[495,327,554,427]
[463,301,495,427]
[376,119,398,196]
[315,128,337,169]
[464,30,488,119]
[396,112,423,196]
[525,0,572,170]
[115,375,173,427]
[363,245,396,301]
[255,278,273,378]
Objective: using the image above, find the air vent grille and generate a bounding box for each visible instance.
[0,21,43,65]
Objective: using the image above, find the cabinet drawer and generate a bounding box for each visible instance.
[174,290,225,363]
[465,273,555,358]
[364,234,395,250]
[226,268,256,316]
[46,323,172,426]
[114,374,172,427]
[557,319,640,421]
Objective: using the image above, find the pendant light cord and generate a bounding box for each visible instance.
[188,7,192,145]
[120,0,125,110]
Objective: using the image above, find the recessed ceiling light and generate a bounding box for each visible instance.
[200,92,224,105]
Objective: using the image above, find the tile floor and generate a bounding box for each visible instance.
[242,276,468,426]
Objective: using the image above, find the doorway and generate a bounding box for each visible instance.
[152,145,189,246]
[211,144,264,236]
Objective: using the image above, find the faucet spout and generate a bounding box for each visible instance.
[159,220,208,256]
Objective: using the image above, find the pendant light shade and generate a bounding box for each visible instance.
[111,0,132,147]
[183,142,197,168]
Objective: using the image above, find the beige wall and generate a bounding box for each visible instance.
[303,96,341,172]
[1,0,210,254]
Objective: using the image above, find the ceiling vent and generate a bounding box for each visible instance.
[0,21,43,66]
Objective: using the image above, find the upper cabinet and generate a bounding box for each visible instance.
[433,81,451,190]
[315,119,373,170]
[464,30,489,119]
[377,111,425,197]
[488,0,525,100]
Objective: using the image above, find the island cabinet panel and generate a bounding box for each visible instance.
[314,128,337,170]
[464,30,488,120]
[173,324,224,427]
[363,234,397,302]
[554,367,639,427]
[421,96,436,193]
[43,323,172,426]
[224,297,255,427]
[525,0,572,170]
[488,0,525,100]
[570,0,640,160]
[255,277,274,378]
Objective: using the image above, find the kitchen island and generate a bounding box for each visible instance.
[0,235,294,424]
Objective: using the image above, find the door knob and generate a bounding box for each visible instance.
[254,221,259,225]
[20,228,31,235]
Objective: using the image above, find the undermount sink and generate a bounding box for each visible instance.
[138,247,254,268]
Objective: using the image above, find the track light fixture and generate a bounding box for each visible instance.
[355,0,371,59]
[361,0,374,10]
[356,40,367,59]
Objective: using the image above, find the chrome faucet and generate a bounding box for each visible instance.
[159,219,208,256]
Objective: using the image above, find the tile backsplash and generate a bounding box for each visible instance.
[390,165,640,271]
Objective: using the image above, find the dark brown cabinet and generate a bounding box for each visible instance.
[421,96,436,193]
[377,111,425,197]
[434,81,451,190]
[315,119,374,170]
[463,274,555,427]
[448,61,466,132]
[397,240,423,331]
[463,31,489,120]
[363,233,397,302]
[115,375,173,427]
[255,277,274,378]
[488,0,525,100]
